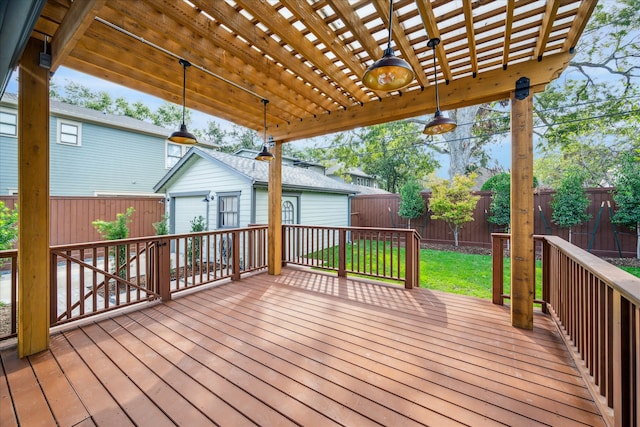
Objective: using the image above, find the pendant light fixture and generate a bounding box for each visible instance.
[168,59,198,144]
[362,1,414,92]
[423,38,457,135]
[255,99,274,161]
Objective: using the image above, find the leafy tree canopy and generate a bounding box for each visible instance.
[533,0,640,186]
[324,121,438,193]
[50,81,192,129]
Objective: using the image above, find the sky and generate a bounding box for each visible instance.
[4,66,511,177]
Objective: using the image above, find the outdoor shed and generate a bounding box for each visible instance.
[154,147,384,234]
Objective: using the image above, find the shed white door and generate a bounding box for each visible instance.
[173,196,208,234]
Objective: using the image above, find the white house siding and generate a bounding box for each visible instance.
[254,189,349,226]
[165,157,252,230]
[299,192,350,226]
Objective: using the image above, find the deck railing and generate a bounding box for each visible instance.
[0,227,268,338]
[282,225,420,288]
[2,224,418,339]
[492,233,639,427]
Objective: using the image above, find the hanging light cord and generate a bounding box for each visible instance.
[180,59,189,125]
[386,1,394,50]
[431,43,441,113]
[262,99,269,144]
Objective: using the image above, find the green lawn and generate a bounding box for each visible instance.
[420,249,542,300]
[314,242,640,300]
[620,265,640,277]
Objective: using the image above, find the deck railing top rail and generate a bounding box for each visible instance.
[543,235,640,307]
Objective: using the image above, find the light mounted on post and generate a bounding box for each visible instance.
[423,38,457,135]
[255,99,274,161]
[168,59,198,145]
[362,1,414,92]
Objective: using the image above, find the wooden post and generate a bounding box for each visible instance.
[510,78,535,330]
[338,228,346,278]
[268,142,282,275]
[491,234,504,306]
[157,238,171,302]
[18,38,51,357]
[232,230,241,281]
[404,232,415,289]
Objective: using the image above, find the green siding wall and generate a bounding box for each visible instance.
[0,106,169,196]
[49,117,167,196]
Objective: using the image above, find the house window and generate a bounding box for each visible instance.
[282,201,295,224]
[57,120,81,146]
[218,193,240,228]
[166,142,187,168]
[0,111,17,136]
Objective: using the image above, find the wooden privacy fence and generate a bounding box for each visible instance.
[351,187,636,258]
[0,196,165,246]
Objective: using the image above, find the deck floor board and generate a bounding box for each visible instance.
[2,268,607,426]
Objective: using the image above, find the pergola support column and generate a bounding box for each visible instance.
[18,38,51,356]
[268,141,282,275]
[510,77,535,330]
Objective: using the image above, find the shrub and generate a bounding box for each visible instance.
[550,168,590,243]
[398,178,425,229]
[187,215,206,267]
[612,152,640,258]
[92,207,134,278]
[0,202,18,250]
[153,213,170,235]
[428,173,480,246]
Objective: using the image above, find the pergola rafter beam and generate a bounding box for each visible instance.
[233,0,369,105]
[534,0,561,60]
[372,0,429,88]
[271,52,572,142]
[50,0,106,71]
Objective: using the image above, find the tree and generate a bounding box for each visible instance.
[0,202,18,250]
[92,207,135,279]
[550,168,591,243]
[533,0,640,185]
[153,102,190,128]
[398,178,425,230]
[195,121,227,147]
[612,152,640,258]
[482,172,511,230]
[427,103,510,179]
[428,173,480,246]
[326,121,438,193]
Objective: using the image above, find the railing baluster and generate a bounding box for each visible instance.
[493,234,640,426]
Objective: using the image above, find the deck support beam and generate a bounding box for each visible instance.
[510,79,535,330]
[268,141,282,275]
[18,38,51,356]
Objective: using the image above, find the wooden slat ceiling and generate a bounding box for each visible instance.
[31,0,596,142]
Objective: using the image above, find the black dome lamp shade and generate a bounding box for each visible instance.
[362,1,414,92]
[423,38,457,135]
[168,59,198,145]
[255,99,274,161]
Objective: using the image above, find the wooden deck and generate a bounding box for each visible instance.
[1,267,606,426]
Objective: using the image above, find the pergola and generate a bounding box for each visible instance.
[1,0,597,357]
